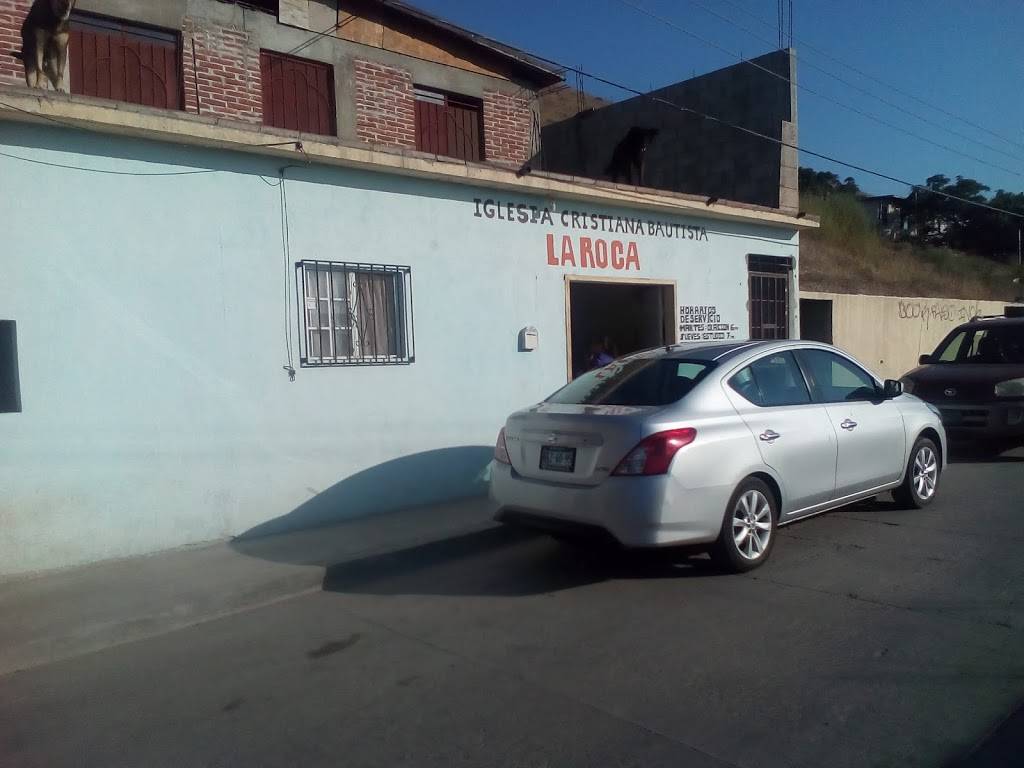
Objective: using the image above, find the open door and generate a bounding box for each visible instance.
[566,278,675,379]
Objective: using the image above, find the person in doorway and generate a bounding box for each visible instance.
[588,337,615,369]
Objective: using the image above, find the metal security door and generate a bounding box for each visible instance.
[748,255,793,340]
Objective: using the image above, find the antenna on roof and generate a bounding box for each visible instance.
[575,66,585,114]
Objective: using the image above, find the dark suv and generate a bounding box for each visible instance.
[901,307,1024,454]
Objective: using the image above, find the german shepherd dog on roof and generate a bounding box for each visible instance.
[18,0,74,90]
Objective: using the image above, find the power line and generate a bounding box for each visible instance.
[0,148,217,176]
[519,50,1024,221]
[713,0,1024,152]
[1,52,1020,219]
[611,0,1024,180]
[677,0,1024,167]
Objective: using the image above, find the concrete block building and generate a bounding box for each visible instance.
[0,0,814,575]
[540,50,799,212]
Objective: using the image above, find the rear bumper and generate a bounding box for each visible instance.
[934,402,1024,441]
[489,462,725,548]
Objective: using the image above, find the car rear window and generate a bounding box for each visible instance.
[547,357,714,406]
[933,325,1024,364]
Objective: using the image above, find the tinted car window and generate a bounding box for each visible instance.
[729,352,811,407]
[933,326,1024,364]
[548,357,713,406]
[937,331,966,362]
[797,349,878,402]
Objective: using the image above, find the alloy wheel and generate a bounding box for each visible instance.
[913,445,938,500]
[732,489,772,560]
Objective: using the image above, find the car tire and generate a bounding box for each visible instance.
[710,477,778,573]
[893,436,941,509]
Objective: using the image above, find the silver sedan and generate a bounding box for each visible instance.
[490,340,946,571]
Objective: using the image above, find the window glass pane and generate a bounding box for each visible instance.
[319,330,333,359]
[298,261,411,365]
[330,269,347,301]
[728,366,762,406]
[730,352,810,407]
[548,357,713,406]
[937,331,966,361]
[798,349,878,403]
[934,327,1024,364]
[334,329,352,358]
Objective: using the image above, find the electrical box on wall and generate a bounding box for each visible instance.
[518,326,538,352]
[0,321,21,413]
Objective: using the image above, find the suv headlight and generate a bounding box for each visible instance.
[995,378,1024,397]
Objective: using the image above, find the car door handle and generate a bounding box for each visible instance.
[759,430,781,442]
[840,419,858,431]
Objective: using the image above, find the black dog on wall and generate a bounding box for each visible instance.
[604,127,659,185]
[17,0,74,90]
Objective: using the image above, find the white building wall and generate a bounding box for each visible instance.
[0,122,799,574]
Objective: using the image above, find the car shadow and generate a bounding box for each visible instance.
[948,444,1024,464]
[321,526,723,598]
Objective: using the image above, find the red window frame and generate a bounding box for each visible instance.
[69,12,183,110]
[260,50,337,137]
[413,87,484,162]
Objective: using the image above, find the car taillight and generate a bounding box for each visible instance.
[612,428,696,476]
[494,427,511,465]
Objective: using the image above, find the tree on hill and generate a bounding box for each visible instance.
[801,165,1022,263]
[799,168,860,197]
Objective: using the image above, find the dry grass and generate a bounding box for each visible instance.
[800,194,1020,300]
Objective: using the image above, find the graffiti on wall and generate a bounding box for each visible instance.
[897,300,981,331]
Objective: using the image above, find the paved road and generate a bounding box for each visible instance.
[2,452,1023,768]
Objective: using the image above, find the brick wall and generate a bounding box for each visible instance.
[182,16,262,123]
[483,90,533,166]
[353,58,415,149]
[0,1,31,87]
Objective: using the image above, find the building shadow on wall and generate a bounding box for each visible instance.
[231,445,502,571]
[231,444,718,596]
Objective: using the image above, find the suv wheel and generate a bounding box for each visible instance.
[894,437,940,508]
[711,477,778,572]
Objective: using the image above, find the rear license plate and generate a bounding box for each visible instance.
[540,446,576,473]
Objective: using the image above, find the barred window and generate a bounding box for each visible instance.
[297,262,414,366]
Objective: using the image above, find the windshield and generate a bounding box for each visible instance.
[547,357,714,406]
[932,326,1024,364]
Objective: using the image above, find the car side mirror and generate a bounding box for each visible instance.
[918,354,932,365]
[882,379,903,399]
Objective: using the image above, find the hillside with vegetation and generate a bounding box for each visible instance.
[799,169,1023,301]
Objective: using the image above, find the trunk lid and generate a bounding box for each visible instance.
[504,403,653,486]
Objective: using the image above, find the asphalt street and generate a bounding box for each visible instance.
[2,450,1023,768]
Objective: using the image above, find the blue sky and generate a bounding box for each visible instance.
[412,0,1024,197]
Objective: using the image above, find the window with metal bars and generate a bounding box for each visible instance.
[68,12,182,110]
[413,86,484,162]
[296,262,414,366]
[747,255,793,341]
[260,50,337,137]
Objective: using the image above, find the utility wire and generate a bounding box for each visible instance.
[676,0,1024,167]
[0,147,217,176]
[714,0,1024,152]
[612,0,1024,180]
[2,38,1020,219]
[519,50,1024,221]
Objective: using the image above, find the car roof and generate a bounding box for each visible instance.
[958,316,1024,330]
[659,339,839,364]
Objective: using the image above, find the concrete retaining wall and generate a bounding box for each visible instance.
[801,291,1014,380]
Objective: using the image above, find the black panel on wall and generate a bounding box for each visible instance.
[0,321,22,413]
